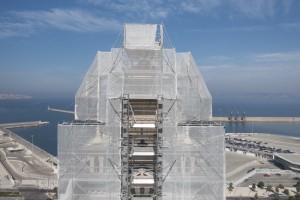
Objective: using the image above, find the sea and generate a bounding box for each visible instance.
[0,98,299,157]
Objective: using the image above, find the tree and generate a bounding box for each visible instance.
[294,194,300,200]
[228,182,234,192]
[254,193,258,200]
[296,185,300,193]
[267,185,272,192]
[257,181,264,189]
[283,189,289,195]
[278,184,285,189]
[252,183,256,191]
[288,196,295,200]
[275,186,279,193]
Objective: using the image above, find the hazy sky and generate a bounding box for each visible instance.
[0,0,299,101]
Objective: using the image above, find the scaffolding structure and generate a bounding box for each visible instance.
[58,24,225,200]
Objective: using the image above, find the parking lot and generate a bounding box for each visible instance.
[226,133,300,155]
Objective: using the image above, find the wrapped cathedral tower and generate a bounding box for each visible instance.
[58,24,225,200]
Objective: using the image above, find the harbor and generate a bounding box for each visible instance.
[0,121,49,129]
[0,122,57,199]
[226,133,300,198]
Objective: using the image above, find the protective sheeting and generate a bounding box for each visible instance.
[124,24,162,49]
[58,124,121,200]
[74,50,211,122]
[59,24,225,200]
[162,125,225,199]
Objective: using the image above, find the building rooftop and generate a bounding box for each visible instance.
[275,153,300,165]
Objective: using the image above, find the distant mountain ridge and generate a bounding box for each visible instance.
[0,93,32,100]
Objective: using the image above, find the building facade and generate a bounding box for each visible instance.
[58,24,225,200]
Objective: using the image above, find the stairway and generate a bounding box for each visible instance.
[121,97,163,200]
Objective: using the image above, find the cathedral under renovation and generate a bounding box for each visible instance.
[58,24,225,200]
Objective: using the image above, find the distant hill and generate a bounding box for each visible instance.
[0,94,32,100]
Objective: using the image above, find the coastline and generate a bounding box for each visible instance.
[0,122,57,198]
[0,94,32,100]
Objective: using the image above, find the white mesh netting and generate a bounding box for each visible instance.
[59,24,224,200]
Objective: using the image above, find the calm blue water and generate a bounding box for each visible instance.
[0,99,73,156]
[0,98,299,156]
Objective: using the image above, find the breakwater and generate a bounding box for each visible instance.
[0,121,49,129]
[212,117,300,123]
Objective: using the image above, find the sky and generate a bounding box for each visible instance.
[0,0,300,103]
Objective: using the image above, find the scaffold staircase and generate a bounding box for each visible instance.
[121,95,163,200]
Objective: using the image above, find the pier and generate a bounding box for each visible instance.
[212,116,300,123]
[0,121,49,129]
[48,106,74,114]
[0,126,57,197]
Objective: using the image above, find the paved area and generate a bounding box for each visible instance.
[226,151,257,173]
[0,128,57,189]
[226,186,298,198]
[226,133,300,198]
[239,173,299,187]
[226,151,276,183]
[228,133,300,154]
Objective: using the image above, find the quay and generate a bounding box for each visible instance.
[0,124,57,199]
[0,121,49,129]
[47,106,300,124]
[212,116,300,123]
[48,106,74,114]
[226,132,300,200]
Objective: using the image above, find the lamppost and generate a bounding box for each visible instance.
[31,135,34,154]
[22,163,26,172]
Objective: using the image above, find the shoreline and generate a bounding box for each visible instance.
[0,123,57,194]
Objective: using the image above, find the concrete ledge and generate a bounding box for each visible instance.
[213,117,300,123]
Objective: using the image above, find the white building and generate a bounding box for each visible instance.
[58,24,225,200]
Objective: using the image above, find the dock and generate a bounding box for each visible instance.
[48,106,74,114]
[0,127,57,192]
[212,117,300,123]
[47,106,300,124]
[0,121,49,129]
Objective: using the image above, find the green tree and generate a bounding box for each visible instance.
[278,184,285,189]
[294,194,300,200]
[257,181,264,189]
[252,183,256,191]
[283,189,289,195]
[288,196,295,200]
[254,192,258,200]
[267,185,272,192]
[296,185,300,193]
[275,186,279,192]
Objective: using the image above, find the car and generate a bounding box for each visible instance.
[264,174,271,177]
